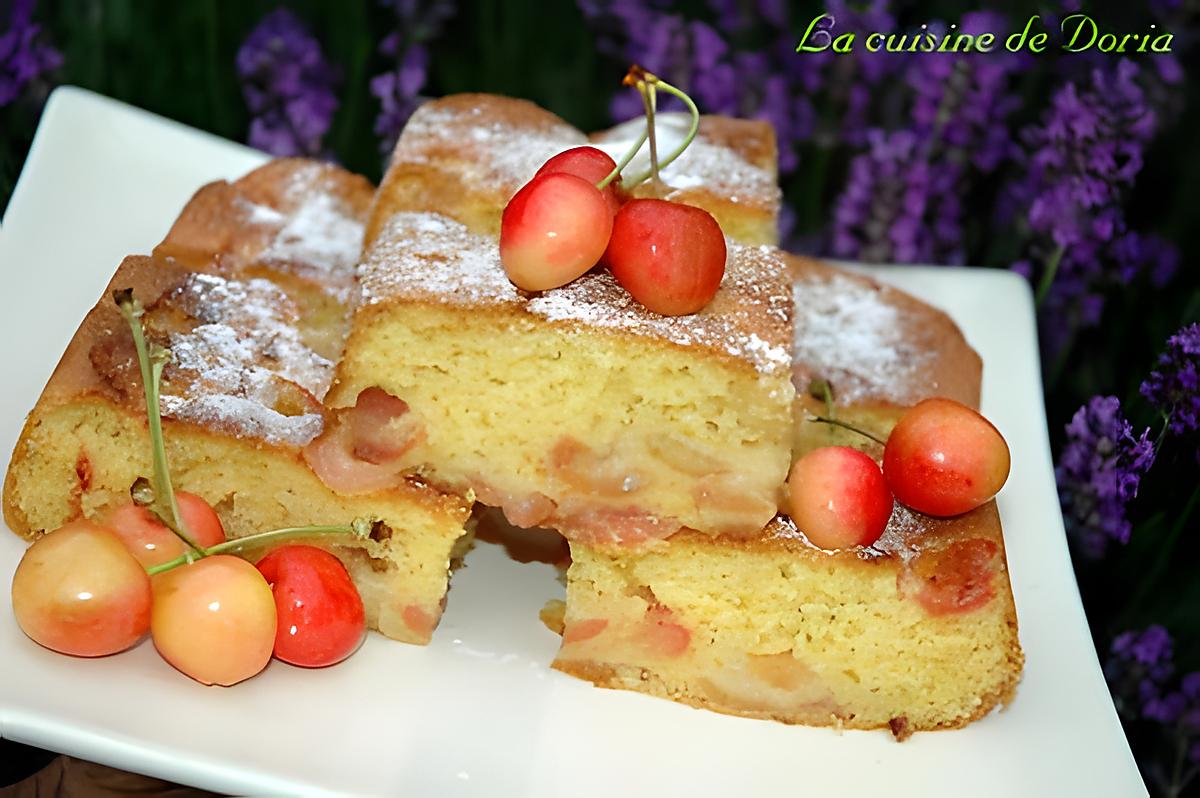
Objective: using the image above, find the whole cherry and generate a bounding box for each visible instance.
[106,491,226,568]
[500,172,613,292]
[883,398,1010,517]
[151,555,277,686]
[606,199,726,316]
[11,520,152,657]
[787,446,894,550]
[256,545,366,668]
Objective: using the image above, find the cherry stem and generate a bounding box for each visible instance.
[144,521,370,577]
[622,71,701,189]
[114,290,205,557]
[809,378,836,419]
[596,124,647,192]
[808,415,887,446]
[641,81,661,187]
[651,79,699,172]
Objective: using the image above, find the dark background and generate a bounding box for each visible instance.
[2,1,1198,795]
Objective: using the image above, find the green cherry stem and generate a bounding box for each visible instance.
[640,80,661,186]
[809,378,836,419]
[114,290,205,557]
[622,72,701,188]
[144,522,369,577]
[649,78,699,173]
[596,124,648,192]
[808,415,887,446]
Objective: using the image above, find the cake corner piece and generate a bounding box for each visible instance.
[3,158,475,646]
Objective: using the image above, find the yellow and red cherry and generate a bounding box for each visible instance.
[787,446,893,550]
[605,199,726,316]
[107,491,226,568]
[10,520,152,657]
[256,545,366,668]
[883,398,1011,517]
[151,555,276,686]
[500,172,613,291]
[536,146,625,216]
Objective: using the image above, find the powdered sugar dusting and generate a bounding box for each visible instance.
[763,503,933,560]
[792,272,932,404]
[360,212,792,376]
[396,100,586,194]
[155,273,332,447]
[243,202,285,226]
[862,504,926,562]
[359,212,518,307]
[229,163,366,299]
[260,191,363,277]
[160,394,324,447]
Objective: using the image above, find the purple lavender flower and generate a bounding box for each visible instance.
[1107,626,1176,728]
[237,9,339,158]
[1056,396,1155,558]
[1112,625,1174,679]
[830,128,963,264]
[1107,627,1200,789]
[904,12,1023,173]
[370,0,455,153]
[1006,60,1160,353]
[0,0,62,107]
[1141,323,1200,439]
[827,11,1024,264]
[1111,231,1179,288]
[371,45,429,153]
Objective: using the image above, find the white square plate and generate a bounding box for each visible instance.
[0,87,1145,797]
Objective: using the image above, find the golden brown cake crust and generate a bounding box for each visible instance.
[30,255,329,443]
[366,94,586,246]
[350,211,793,379]
[367,94,780,246]
[665,500,1004,560]
[155,157,374,297]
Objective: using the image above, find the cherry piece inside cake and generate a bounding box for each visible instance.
[4,160,472,645]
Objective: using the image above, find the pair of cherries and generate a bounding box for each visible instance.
[788,398,1012,551]
[499,146,727,316]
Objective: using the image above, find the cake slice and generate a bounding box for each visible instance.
[311,95,795,542]
[365,94,781,247]
[3,160,472,644]
[317,210,794,543]
[552,256,1023,734]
